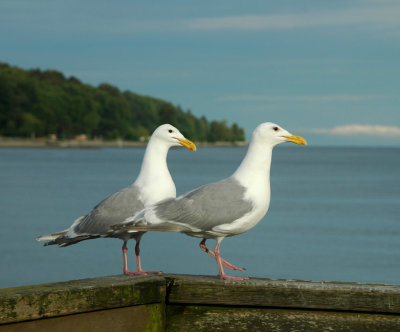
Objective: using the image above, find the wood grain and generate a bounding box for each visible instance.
[166,274,400,314]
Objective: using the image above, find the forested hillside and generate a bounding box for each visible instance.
[0,63,245,142]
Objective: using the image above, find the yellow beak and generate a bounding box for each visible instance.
[284,134,307,145]
[174,137,197,151]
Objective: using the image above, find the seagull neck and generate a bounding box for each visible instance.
[134,137,171,187]
[232,141,274,186]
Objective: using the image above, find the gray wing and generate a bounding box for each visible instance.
[74,185,145,235]
[152,177,253,231]
[38,185,146,246]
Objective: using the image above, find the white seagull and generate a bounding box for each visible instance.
[37,124,196,275]
[110,122,306,280]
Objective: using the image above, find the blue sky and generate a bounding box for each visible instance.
[1,0,400,145]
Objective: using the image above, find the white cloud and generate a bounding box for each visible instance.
[190,6,400,31]
[3,2,400,36]
[308,125,400,137]
[218,94,386,103]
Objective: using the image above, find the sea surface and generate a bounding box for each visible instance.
[0,145,399,288]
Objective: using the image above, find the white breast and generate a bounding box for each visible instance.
[138,176,176,206]
[211,176,271,236]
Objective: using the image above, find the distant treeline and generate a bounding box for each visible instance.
[0,63,245,142]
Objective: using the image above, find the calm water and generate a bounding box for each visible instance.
[0,146,399,288]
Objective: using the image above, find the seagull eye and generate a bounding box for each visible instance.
[273,127,279,132]
[168,129,173,133]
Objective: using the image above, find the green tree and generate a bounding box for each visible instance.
[0,62,246,142]
[19,113,43,137]
[159,103,177,125]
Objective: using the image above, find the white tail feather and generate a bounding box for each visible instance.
[36,230,68,242]
[36,216,85,242]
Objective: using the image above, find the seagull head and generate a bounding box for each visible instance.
[253,122,307,147]
[152,124,197,151]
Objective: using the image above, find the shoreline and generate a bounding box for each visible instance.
[0,138,248,149]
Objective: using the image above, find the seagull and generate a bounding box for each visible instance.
[110,122,306,280]
[37,124,196,275]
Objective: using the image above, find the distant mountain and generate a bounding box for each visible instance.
[0,63,245,142]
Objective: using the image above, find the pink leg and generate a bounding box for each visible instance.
[199,239,245,271]
[214,239,249,281]
[122,240,161,276]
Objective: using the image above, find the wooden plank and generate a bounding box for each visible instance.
[0,275,165,324]
[3,273,400,330]
[0,303,164,332]
[166,305,400,332]
[166,274,400,314]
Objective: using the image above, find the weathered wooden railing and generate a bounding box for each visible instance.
[1,274,400,331]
